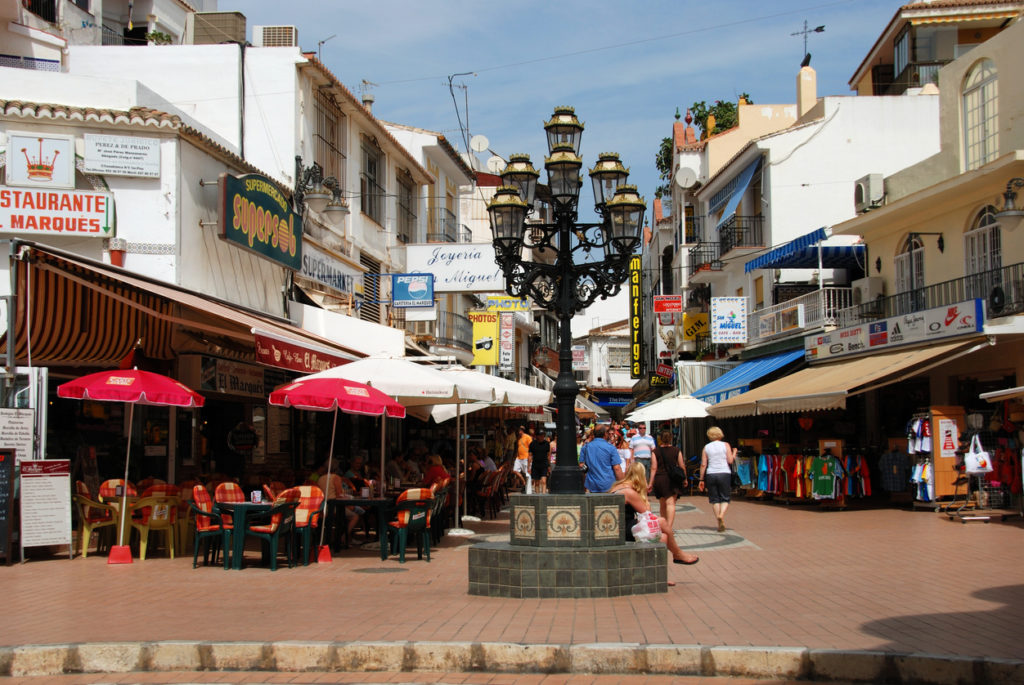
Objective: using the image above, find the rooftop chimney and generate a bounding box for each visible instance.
[362,92,375,114]
[797,65,817,119]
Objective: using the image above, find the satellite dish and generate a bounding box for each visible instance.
[674,167,697,188]
[486,155,505,173]
[470,134,490,153]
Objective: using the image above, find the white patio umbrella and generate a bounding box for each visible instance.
[303,356,494,496]
[626,394,711,464]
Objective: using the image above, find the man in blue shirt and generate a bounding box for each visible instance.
[583,425,624,493]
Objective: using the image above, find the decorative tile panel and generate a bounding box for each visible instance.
[512,506,536,540]
[593,506,619,539]
[546,505,581,540]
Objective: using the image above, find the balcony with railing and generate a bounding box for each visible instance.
[747,287,854,345]
[718,215,765,255]
[687,242,722,279]
[835,261,1024,328]
[426,207,461,243]
[395,309,473,354]
[675,215,703,252]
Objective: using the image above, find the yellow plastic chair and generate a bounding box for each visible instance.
[129,495,178,560]
[72,493,117,558]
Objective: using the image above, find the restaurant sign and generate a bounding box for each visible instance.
[0,186,114,237]
[254,333,350,374]
[711,297,748,344]
[805,299,983,361]
[219,173,301,271]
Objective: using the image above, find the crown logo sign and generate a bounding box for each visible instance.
[22,138,59,182]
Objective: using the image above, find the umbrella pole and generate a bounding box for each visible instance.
[119,402,134,547]
[455,405,461,527]
[380,418,386,497]
[318,407,339,552]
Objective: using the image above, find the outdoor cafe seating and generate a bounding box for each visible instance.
[72,480,116,558]
[189,484,231,569]
[384,488,433,563]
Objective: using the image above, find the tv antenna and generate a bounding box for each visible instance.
[791,20,825,60]
[359,79,379,98]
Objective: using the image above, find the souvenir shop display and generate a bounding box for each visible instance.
[906,406,966,508]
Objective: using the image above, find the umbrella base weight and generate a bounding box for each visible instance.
[317,545,332,563]
[107,545,133,564]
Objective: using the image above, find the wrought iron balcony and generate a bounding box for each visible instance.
[718,215,764,255]
[398,309,473,353]
[747,287,854,345]
[835,261,1024,328]
[687,242,722,278]
[675,215,703,251]
[427,208,460,242]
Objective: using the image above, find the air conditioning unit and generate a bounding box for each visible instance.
[851,276,884,305]
[854,173,884,213]
[253,25,298,47]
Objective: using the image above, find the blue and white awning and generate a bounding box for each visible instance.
[692,349,805,404]
[713,158,762,230]
[744,227,866,273]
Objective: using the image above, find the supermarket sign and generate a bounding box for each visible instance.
[805,299,983,361]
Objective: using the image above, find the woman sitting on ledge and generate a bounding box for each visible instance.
[608,461,699,584]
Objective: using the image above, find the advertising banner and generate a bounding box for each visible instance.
[499,312,515,372]
[405,243,504,292]
[629,255,642,378]
[391,273,434,308]
[219,173,302,271]
[572,345,588,371]
[83,134,161,178]
[254,334,349,374]
[680,312,709,341]
[483,294,530,311]
[805,299,983,361]
[711,297,748,344]
[468,311,499,366]
[653,295,683,313]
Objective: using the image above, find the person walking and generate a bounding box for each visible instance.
[513,425,533,493]
[698,426,736,532]
[629,423,657,482]
[528,429,550,494]
[649,429,686,532]
[581,425,622,493]
[609,461,699,584]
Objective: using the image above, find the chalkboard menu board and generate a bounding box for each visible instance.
[0,449,13,563]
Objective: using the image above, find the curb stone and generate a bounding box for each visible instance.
[3,640,1023,683]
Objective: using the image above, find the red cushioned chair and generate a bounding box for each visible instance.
[98,478,136,501]
[189,484,231,569]
[385,488,434,563]
[214,481,246,527]
[245,487,300,571]
[72,480,116,558]
[293,485,325,566]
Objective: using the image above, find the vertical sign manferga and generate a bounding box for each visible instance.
[629,255,642,378]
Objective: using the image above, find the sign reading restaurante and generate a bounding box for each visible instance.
[219,173,302,271]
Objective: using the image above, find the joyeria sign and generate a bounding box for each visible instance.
[219,173,302,270]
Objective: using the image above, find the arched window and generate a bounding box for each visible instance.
[964,206,1002,299]
[962,59,998,171]
[894,235,925,311]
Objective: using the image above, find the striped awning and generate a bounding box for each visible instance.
[5,244,363,371]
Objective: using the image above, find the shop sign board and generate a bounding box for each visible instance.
[805,299,983,361]
[711,297,748,344]
[391,273,434,308]
[653,295,683,313]
[571,345,588,371]
[0,409,36,464]
[648,374,672,388]
[656,363,674,378]
[405,243,504,292]
[254,334,350,374]
[498,312,515,372]
[20,459,72,554]
[0,186,114,237]
[219,173,302,271]
[468,310,499,366]
[300,242,361,298]
[629,256,642,378]
[483,294,530,311]
[199,357,265,398]
[680,313,708,341]
[6,132,75,188]
[83,134,161,178]
[0,449,13,562]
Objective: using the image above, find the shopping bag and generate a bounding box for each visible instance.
[630,510,661,542]
[964,435,993,474]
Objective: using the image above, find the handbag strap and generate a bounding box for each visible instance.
[970,434,983,454]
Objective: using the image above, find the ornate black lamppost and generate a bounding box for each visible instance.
[487,107,646,494]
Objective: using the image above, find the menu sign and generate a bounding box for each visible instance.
[498,312,515,372]
[0,408,36,463]
[806,299,983,361]
[0,449,13,562]
[20,459,72,554]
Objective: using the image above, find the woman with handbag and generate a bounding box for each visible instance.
[699,426,737,532]
[649,429,686,532]
[609,462,699,585]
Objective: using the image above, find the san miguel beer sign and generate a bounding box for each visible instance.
[629,255,642,378]
[219,173,302,270]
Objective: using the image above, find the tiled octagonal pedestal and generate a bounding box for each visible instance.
[468,493,667,598]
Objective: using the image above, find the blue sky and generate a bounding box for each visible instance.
[220,0,900,331]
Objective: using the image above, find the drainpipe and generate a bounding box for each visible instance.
[238,41,246,158]
[3,240,14,408]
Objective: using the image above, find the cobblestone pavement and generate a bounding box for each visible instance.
[1,494,1022,681]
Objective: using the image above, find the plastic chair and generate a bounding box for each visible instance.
[128,495,178,560]
[98,479,136,501]
[72,481,117,558]
[214,481,246,527]
[386,488,433,563]
[189,485,231,569]
[430,483,451,546]
[245,487,300,571]
[176,480,201,551]
[293,485,325,566]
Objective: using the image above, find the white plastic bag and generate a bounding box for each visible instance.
[964,435,993,474]
[630,510,661,542]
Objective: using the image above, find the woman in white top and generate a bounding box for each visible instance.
[698,426,736,532]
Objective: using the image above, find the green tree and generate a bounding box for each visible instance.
[690,93,752,137]
[654,135,674,199]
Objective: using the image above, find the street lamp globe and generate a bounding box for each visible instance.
[500,154,540,207]
[589,152,629,208]
[544,143,583,206]
[544,106,584,155]
[487,186,529,254]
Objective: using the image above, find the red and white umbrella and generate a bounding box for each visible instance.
[57,369,205,563]
[268,376,406,560]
